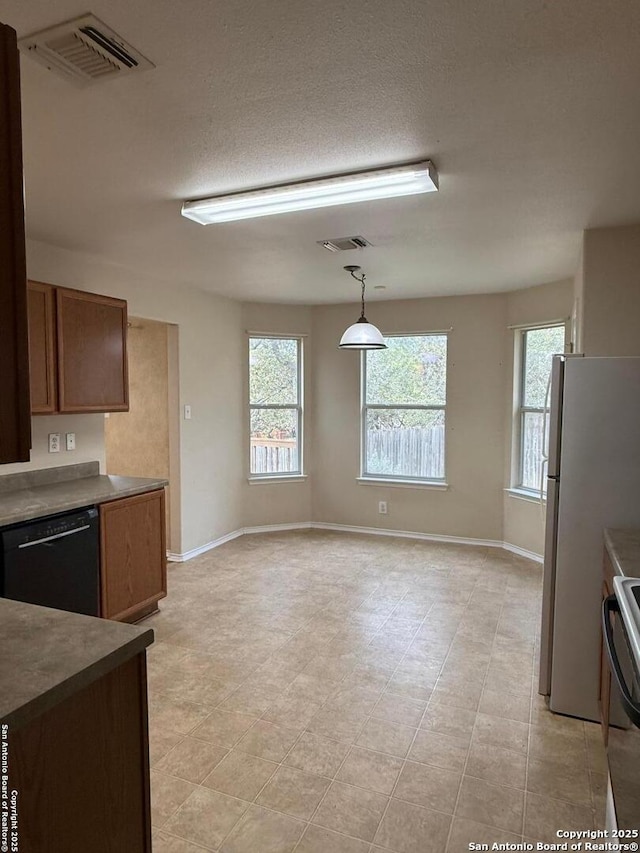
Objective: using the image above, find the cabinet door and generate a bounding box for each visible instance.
[9,653,152,852]
[28,281,57,414]
[56,287,129,413]
[100,490,167,622]
[0,24,31,462]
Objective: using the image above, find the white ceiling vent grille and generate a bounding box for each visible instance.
[317,236,372,252]
[18,14,154,86]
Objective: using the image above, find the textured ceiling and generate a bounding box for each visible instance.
[2,0,640,303]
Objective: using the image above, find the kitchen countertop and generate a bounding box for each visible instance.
[0,598,153,730]
[604,528,640,578]
[0,462,168,527]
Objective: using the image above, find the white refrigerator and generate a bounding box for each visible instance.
[539,355,640,722]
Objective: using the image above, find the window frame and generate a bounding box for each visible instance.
[360,332,448,485]
[248,334,304,480]
[514,322,567,495]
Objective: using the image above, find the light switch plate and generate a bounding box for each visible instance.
[184,404,192,420]
[66,433,76,451]
[48,433,61,453]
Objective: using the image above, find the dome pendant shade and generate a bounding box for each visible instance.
[338,265,387,350]
[339,317,387,349]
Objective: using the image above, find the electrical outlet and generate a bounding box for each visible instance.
[48,433,61,453]
[378,501,388,515]
[66,433,76,451]
[184,404,192,420]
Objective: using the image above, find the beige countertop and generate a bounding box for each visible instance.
[0,598,153,730]
[604,528,640,578]
[0,462,167,527]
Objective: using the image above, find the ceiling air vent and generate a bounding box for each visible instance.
[317,236,372,253]
[18,14,154,86]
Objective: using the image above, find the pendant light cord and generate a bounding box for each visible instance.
[348,268,367,320]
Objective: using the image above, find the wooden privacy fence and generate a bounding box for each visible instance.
[366,425,445,479]
[251,438,297,474]
[521,414,545,490]
[252,421,546,484]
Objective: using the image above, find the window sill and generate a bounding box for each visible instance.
[248,475,307,485]
[357,477,449,491]
[505,487,546,504]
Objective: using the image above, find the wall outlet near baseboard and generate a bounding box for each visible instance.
[378,501,388,515]
[48,433,61,453]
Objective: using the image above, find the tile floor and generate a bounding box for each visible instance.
[146,530,607,853]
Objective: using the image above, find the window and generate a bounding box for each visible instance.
[517,324,566,492]
[249,336,302,477]
[362,334,447,482]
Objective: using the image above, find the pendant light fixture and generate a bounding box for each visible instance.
[339,265,387,350]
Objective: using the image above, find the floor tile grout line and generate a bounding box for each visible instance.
[290,586,424,852]
[425,558,490,851]
[332,579,468,850]
[150,552,399,847]
[211,722,313,852]
[443,557,527,848]
[150,539,550,851]
[289,577,462,850]
[523,642,537,842]
[155,824,217,852]
[157,555,471,847]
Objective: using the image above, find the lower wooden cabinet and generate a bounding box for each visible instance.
[100,489,167,623]
[8,653,152,853]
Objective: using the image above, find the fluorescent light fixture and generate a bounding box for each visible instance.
[181,161,438,225]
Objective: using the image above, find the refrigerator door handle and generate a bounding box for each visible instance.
[602,595,640,728]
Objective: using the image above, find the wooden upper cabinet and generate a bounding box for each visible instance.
[0,24,31,462]
[56,288,129,413]
[26,283,129,415]
[28,281,57,414]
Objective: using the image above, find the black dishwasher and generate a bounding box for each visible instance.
[0,507,100,616]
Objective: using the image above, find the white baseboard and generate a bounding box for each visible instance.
[502,541,544,563]
[167,522,311,561]
[309,521,504,550]
[242,522,312,536]
[167,528,244,562]
[168,520,543,564]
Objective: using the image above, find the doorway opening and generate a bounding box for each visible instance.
[104,317,180,553]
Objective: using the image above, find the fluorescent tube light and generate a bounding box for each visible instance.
[181,161,438,224]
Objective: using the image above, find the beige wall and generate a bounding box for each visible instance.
[312,295,508,541]
[502,279,574,556]
[2,239,576,558]
[240,303,313,527]
[0,413,105,476]
[21,239,244,556]
[581,225,640,356]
